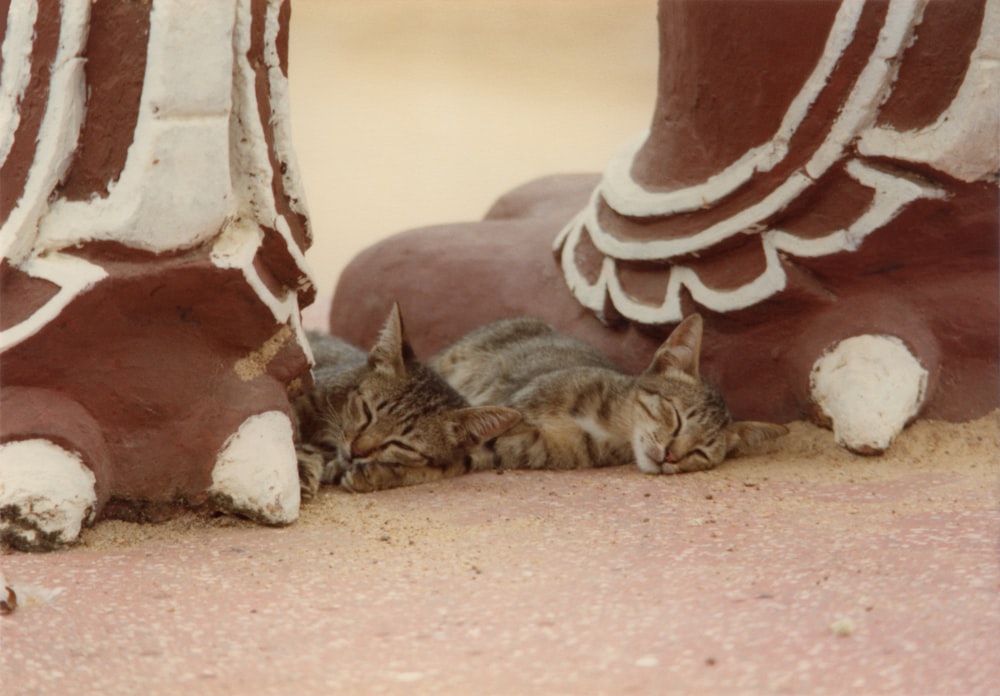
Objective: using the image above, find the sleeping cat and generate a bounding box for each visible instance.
[292,304,521,495]
[430,314,787,475]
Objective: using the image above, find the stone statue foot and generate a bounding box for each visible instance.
[0,439,99,552]
[810,335,928,454]
[208,411,301,526]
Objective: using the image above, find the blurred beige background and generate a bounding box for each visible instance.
[288,0,658,324]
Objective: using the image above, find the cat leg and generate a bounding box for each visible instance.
[296,444,326,502]
[672,457,717,474]
[493,418,613,471]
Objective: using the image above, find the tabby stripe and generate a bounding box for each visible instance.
[582,431,600,465]
[597,391,615,421]
[636,398,657,420]
[569,389,592,417]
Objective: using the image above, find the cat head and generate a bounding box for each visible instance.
[338,304,521,486]
[630,314,787,474]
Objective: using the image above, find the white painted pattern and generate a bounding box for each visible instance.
[0,0,89,266]
[264,0,311,225]
[857,0,1000,182]
[35,0,237,254]
[596,0,868,217]
[227,0,315,355]
[556,0,989,325]
[0,252,108,352]
[0,0,39,167]
[2,0,315,354]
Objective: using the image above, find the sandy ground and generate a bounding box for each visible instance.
[70,413,999,554]
[3,414,998,694]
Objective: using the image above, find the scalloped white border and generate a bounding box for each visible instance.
[558,160,944,325]
[599,0,868,217]
[554,0,982,325]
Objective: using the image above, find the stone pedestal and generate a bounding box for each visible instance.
[1,0,314,549]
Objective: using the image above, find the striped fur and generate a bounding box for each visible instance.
[431,315,787,475]
[292,305,520,495]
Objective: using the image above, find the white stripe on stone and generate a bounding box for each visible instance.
[35,0,236,254]
[0,0,90,265]
[0,0,39,166]
[856,0,1000,182]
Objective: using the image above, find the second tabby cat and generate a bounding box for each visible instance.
[430,314,787,476]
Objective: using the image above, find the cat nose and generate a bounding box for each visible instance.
[350,439,373,459]
[665,450,679,464]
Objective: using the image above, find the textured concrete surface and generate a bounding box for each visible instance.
[3,416,998,695]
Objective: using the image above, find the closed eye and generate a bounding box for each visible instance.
[670,403,682,438]
[378,439,430,464]
[383,439,419,454]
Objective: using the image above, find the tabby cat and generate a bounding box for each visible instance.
[430,314,787,476]
[292,304,521,495]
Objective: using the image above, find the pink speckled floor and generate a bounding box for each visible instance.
[3,417,998,695]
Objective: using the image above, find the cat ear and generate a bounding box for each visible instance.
[368,302,416,375]
[451,406,522,446]
[648,313,703,378]
[724,421,789,457]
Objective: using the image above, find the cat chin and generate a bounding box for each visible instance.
[633,449,679,476]
[637,461,681,476]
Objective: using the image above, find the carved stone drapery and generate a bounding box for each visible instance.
[1,0,315,550]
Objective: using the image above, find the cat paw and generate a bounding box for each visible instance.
[209,412,300,525]
[637,459,716,476]
[296,446,325,502]
[0,439,98,551]
[340,462,423,493]
[675,459,718,474]
[339,464,388,493]
[810,334,928,454]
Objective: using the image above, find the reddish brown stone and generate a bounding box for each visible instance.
[2,244,310,508]
[1,1,313,546]
[56,0,150,201]
[0,0,61,223]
